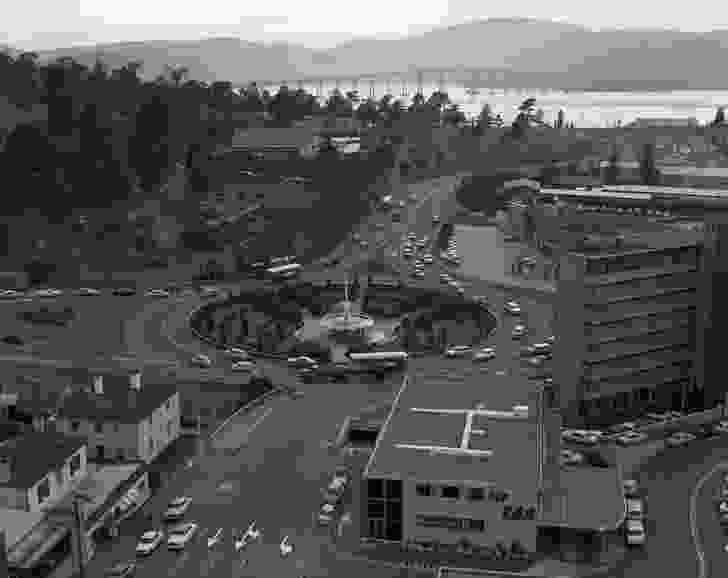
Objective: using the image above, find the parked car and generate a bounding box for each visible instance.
[280,535,293,557]
[623,479,639,498]
[163,496,192,521]
[473,347,496,362]
[318,503,337,525]
[75,287,101,296]
[145,289,170,298]
[626,498,644,520]
[136,530,164,556]
[504,301,522,315]
[616,431,648,446]
[511,324,527,339]
[666,431,696,447]
[625,519,646,547]
[562,429,603,446]
[287,356,319,368]
[715,421,728,435]
[232,361,257,373]
[445,345,472,358]
[166,523,198,550]
[105,561,137,577]
[112,287,136,296]
[190,354,212,368]
[226,347,249,360]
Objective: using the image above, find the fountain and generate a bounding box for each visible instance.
[319,274,375,339]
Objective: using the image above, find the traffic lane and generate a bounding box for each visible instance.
[611,438,728,578]
[698,462,728,578]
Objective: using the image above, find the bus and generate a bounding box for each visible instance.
[348,351,409,369]
[266,263,302,279]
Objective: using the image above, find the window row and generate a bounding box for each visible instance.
[415,483,510,503]
[586,247,699,276]
[415,514,485,532]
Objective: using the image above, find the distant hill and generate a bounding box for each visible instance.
[27,19,728,90]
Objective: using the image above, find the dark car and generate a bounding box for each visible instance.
[112,287,137,296]
[2,335,23,345]
[105,561,136,577]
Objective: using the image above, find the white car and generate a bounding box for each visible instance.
[445,345,472,358]
[136,530,164,556]
[163,496,192,520]
[75,287,101,296]
[562,429,603,446]
[560,449,584,466]
[666,431,696,447]
[166,523,198,550]
[625,519,646,546]
[287,356,318,368]
[512,325,527,338]
[318,503,336,525]
[504,301,522,315]
[0,290,22,299]
[626,498,644,520]
[235,521,261,551]
[33,288,63,298]
[473,347,496,362]
[279,535,293,557]
[226,347,249,360]
[145,289,170,298]
[232,361,257,373]
[190,354,212,368]
[616,431,648,446]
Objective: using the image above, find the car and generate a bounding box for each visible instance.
[145,289,170,298]
[666,431,696,447]
[528,356,548,367]
[324,477,347,502]
[512,325,527,338]
[545,335,556,344]
[226,347,249,360]
[200,286,222,298]
[622,479,639,498]
[616,431,648,446]
[318,503,337,525]
[239,170,259,177]
[105,561,137,577]
[136,530,164,556]
[0,290,22,299]
[423,255,433,264]
[280,535,293,557]
[232,361,257,373]
[412,271,425,279]
[473,347,496,362]
[530,343,552,357]
[562,429,603,445]
[560,449,584,466]
[166,523,198,550]
[718,500,728,515]
[625,519,646,547]
[235,521,261,551]
[1,335,23,345]
[163,496,192,521]
[75,287,101,296]
[287,356,318,368]
[112,287,136,296]
[445,345,472,358]
[715,421,728,435]
[432,215,440,224]
[626,498,644,520]
[504,301,522,315]
[190,354,212,368]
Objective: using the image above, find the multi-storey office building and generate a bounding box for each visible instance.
[553,226,704,427]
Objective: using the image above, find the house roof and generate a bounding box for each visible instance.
[0,432,85,489]
[230,127,319,151]
[55,368,177,423]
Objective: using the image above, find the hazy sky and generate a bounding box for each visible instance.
[4,0,728,51]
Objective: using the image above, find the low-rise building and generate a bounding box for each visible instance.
[227,127,321,160]
[54,368,180,464]
[0,433,87,513]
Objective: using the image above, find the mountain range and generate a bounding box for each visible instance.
[7,18,728,90]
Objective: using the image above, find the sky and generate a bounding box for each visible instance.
[4,0,728,51]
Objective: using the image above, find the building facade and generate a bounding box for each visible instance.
[553,227,704,427]
[54,370,180,464]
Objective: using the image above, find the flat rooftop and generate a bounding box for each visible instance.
[364,371,539,491]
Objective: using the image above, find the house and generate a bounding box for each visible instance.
[0,432,87,513]
[53,368,180,464]
[227,127,322,160]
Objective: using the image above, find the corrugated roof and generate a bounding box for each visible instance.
[0,432,85,489]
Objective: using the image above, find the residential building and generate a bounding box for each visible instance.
[54,368,180,463]
[361,374,623,562]
[0,432,87,513]
[553,226,704,427]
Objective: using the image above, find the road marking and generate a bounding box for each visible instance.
[691,461,728,578]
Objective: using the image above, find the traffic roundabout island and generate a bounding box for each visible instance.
[189,275,497,363]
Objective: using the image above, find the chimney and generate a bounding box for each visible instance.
[92,375,104,395]
[129,370,142,391]
[0,455,12,484]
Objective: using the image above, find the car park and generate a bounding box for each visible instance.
[166,523,198,550]
[666,431,697,447]
[445,345,472,358]
[616,431,648,446]
[136,530,164,556]
[105,561,137,577]
[163,496,192,520]
[473,347,496,362]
